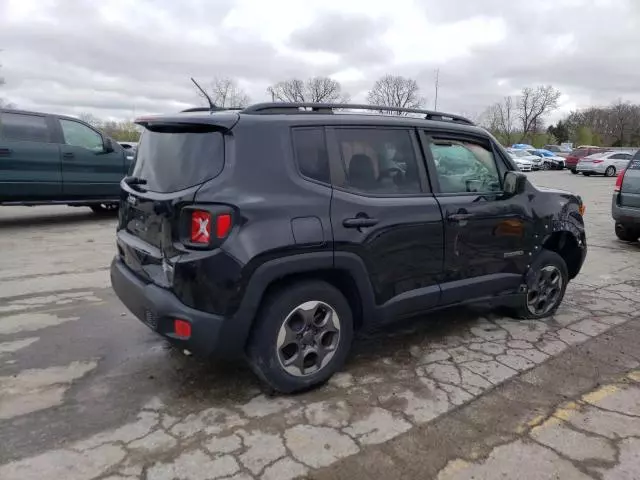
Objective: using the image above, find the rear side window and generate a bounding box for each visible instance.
[132,126,224,193]
[429,138,501,194]
[0,112,51,143]
[331,128,423,195]
[292,128,330,184]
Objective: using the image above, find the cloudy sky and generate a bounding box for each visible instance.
[1,0,638,122]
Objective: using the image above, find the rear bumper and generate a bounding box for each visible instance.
[612,195,640,225]
[110,256,242,358]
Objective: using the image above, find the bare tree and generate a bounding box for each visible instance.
[205,77,250,108]
[0,57,14,109]
[517,85,561,141]
[79,112,102,128]
[482,96,517,144]
[267,77,347,103]
[366,75,424,114]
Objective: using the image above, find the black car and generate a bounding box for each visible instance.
[612,149,640,241]
[110,102,588,393]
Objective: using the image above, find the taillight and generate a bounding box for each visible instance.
[182,206,234,248]
[191,210,212,244]
[614,170,626,192]
[592,159,604,164]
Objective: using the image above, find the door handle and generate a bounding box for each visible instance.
[447,213,474,223]
[0,148,11,156]
[63,152,75,159]
[343,217,379,229]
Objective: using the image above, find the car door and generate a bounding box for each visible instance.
[611,153,632,171]
[328,126,444,321]
[419,130,534,306]
[0,111,61,201]
[58,118,126,198]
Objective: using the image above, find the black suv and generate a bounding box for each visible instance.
[110,103,587,393]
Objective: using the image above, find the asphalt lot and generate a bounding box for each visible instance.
[1,171,639,480]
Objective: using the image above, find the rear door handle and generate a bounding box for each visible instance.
[343,217,379,229]
[63,152,75,159]
[0,148,12,156]
[447,213,474,223]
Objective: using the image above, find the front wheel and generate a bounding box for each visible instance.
[247,281,354,393]
[571,168,578,175]
[605,166,616,177]
[511,250,569,320]
[541,162,551,170]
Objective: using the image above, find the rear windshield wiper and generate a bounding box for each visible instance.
[123,176,147,192]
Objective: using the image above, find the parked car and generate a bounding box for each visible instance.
[507,148,538,171]
[0,108,131,213]
[111,102,587,393]
[612,150,640,241]
[577,151,634,177]
[543,144,572,158]
[526,149,565,170]
[565,147,608,173]
[511,143,535,150]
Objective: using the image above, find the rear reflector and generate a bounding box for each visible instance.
[191,211,212,244]
[174,319,191,338]
[579,204,586,216]
[216,213,232,238]
[614,170,626,192]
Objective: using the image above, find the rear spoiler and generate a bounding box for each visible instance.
[135,112,240,132]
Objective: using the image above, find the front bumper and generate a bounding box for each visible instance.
[110,256,237,358]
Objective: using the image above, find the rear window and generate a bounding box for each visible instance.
[132,126,224,193]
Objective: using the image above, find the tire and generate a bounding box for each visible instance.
[605,166,616,177]
[583,172,591,176]
[615,223,639,242]
[570,168,578,175]
[511,250,569,320]
[90,203,119,215]
[541,162,551,170]
[247,280,354,393]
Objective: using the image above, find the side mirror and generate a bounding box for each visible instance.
[103,137,115,153]
[504,171,527,196]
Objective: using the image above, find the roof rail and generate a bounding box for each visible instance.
[240,102,474,125]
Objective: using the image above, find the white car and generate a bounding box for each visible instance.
[577,151,634,177]
[508,149,540,171]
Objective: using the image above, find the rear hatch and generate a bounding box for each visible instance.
[620,155,640,209]
[117,122,227,286]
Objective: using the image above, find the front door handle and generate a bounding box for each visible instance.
[447,213,474,223]
[343,217,379,229]
[63,152,75,159]
[0,148,12,156]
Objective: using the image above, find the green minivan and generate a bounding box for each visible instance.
[0,108,132,213]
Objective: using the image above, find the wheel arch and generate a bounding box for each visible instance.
[542,230,584,279]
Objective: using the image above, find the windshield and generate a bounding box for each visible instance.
[132,126,224,193]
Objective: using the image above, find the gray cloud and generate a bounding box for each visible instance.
[1,0,639,122]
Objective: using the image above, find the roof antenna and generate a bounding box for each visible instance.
[191,77,216,110]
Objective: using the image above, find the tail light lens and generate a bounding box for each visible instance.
[592,159,604,164]
[181,206,234,248]
[614,170,626,192]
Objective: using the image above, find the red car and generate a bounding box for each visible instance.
[566,147,608,173]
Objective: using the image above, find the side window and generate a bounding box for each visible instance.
[60,119,104,151]
[0,113,51,142]
[332,128,422,195]
[429,138,501,194]
[292,128,330,184]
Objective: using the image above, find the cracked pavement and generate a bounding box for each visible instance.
[1,171,639,480]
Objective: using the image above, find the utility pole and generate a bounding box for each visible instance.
[434,69,440,111]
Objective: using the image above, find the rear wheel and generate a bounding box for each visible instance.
[247,281,354,393]
[615,223,639,242]
[605,166,616,177]
[571,168,578,174]
[511,250,568,320]
[90,203,119,215]
[541,162,551,170]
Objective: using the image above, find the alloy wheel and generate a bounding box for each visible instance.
[605,166,616,177]
[276,300,341,377]
[526,265,564,316]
